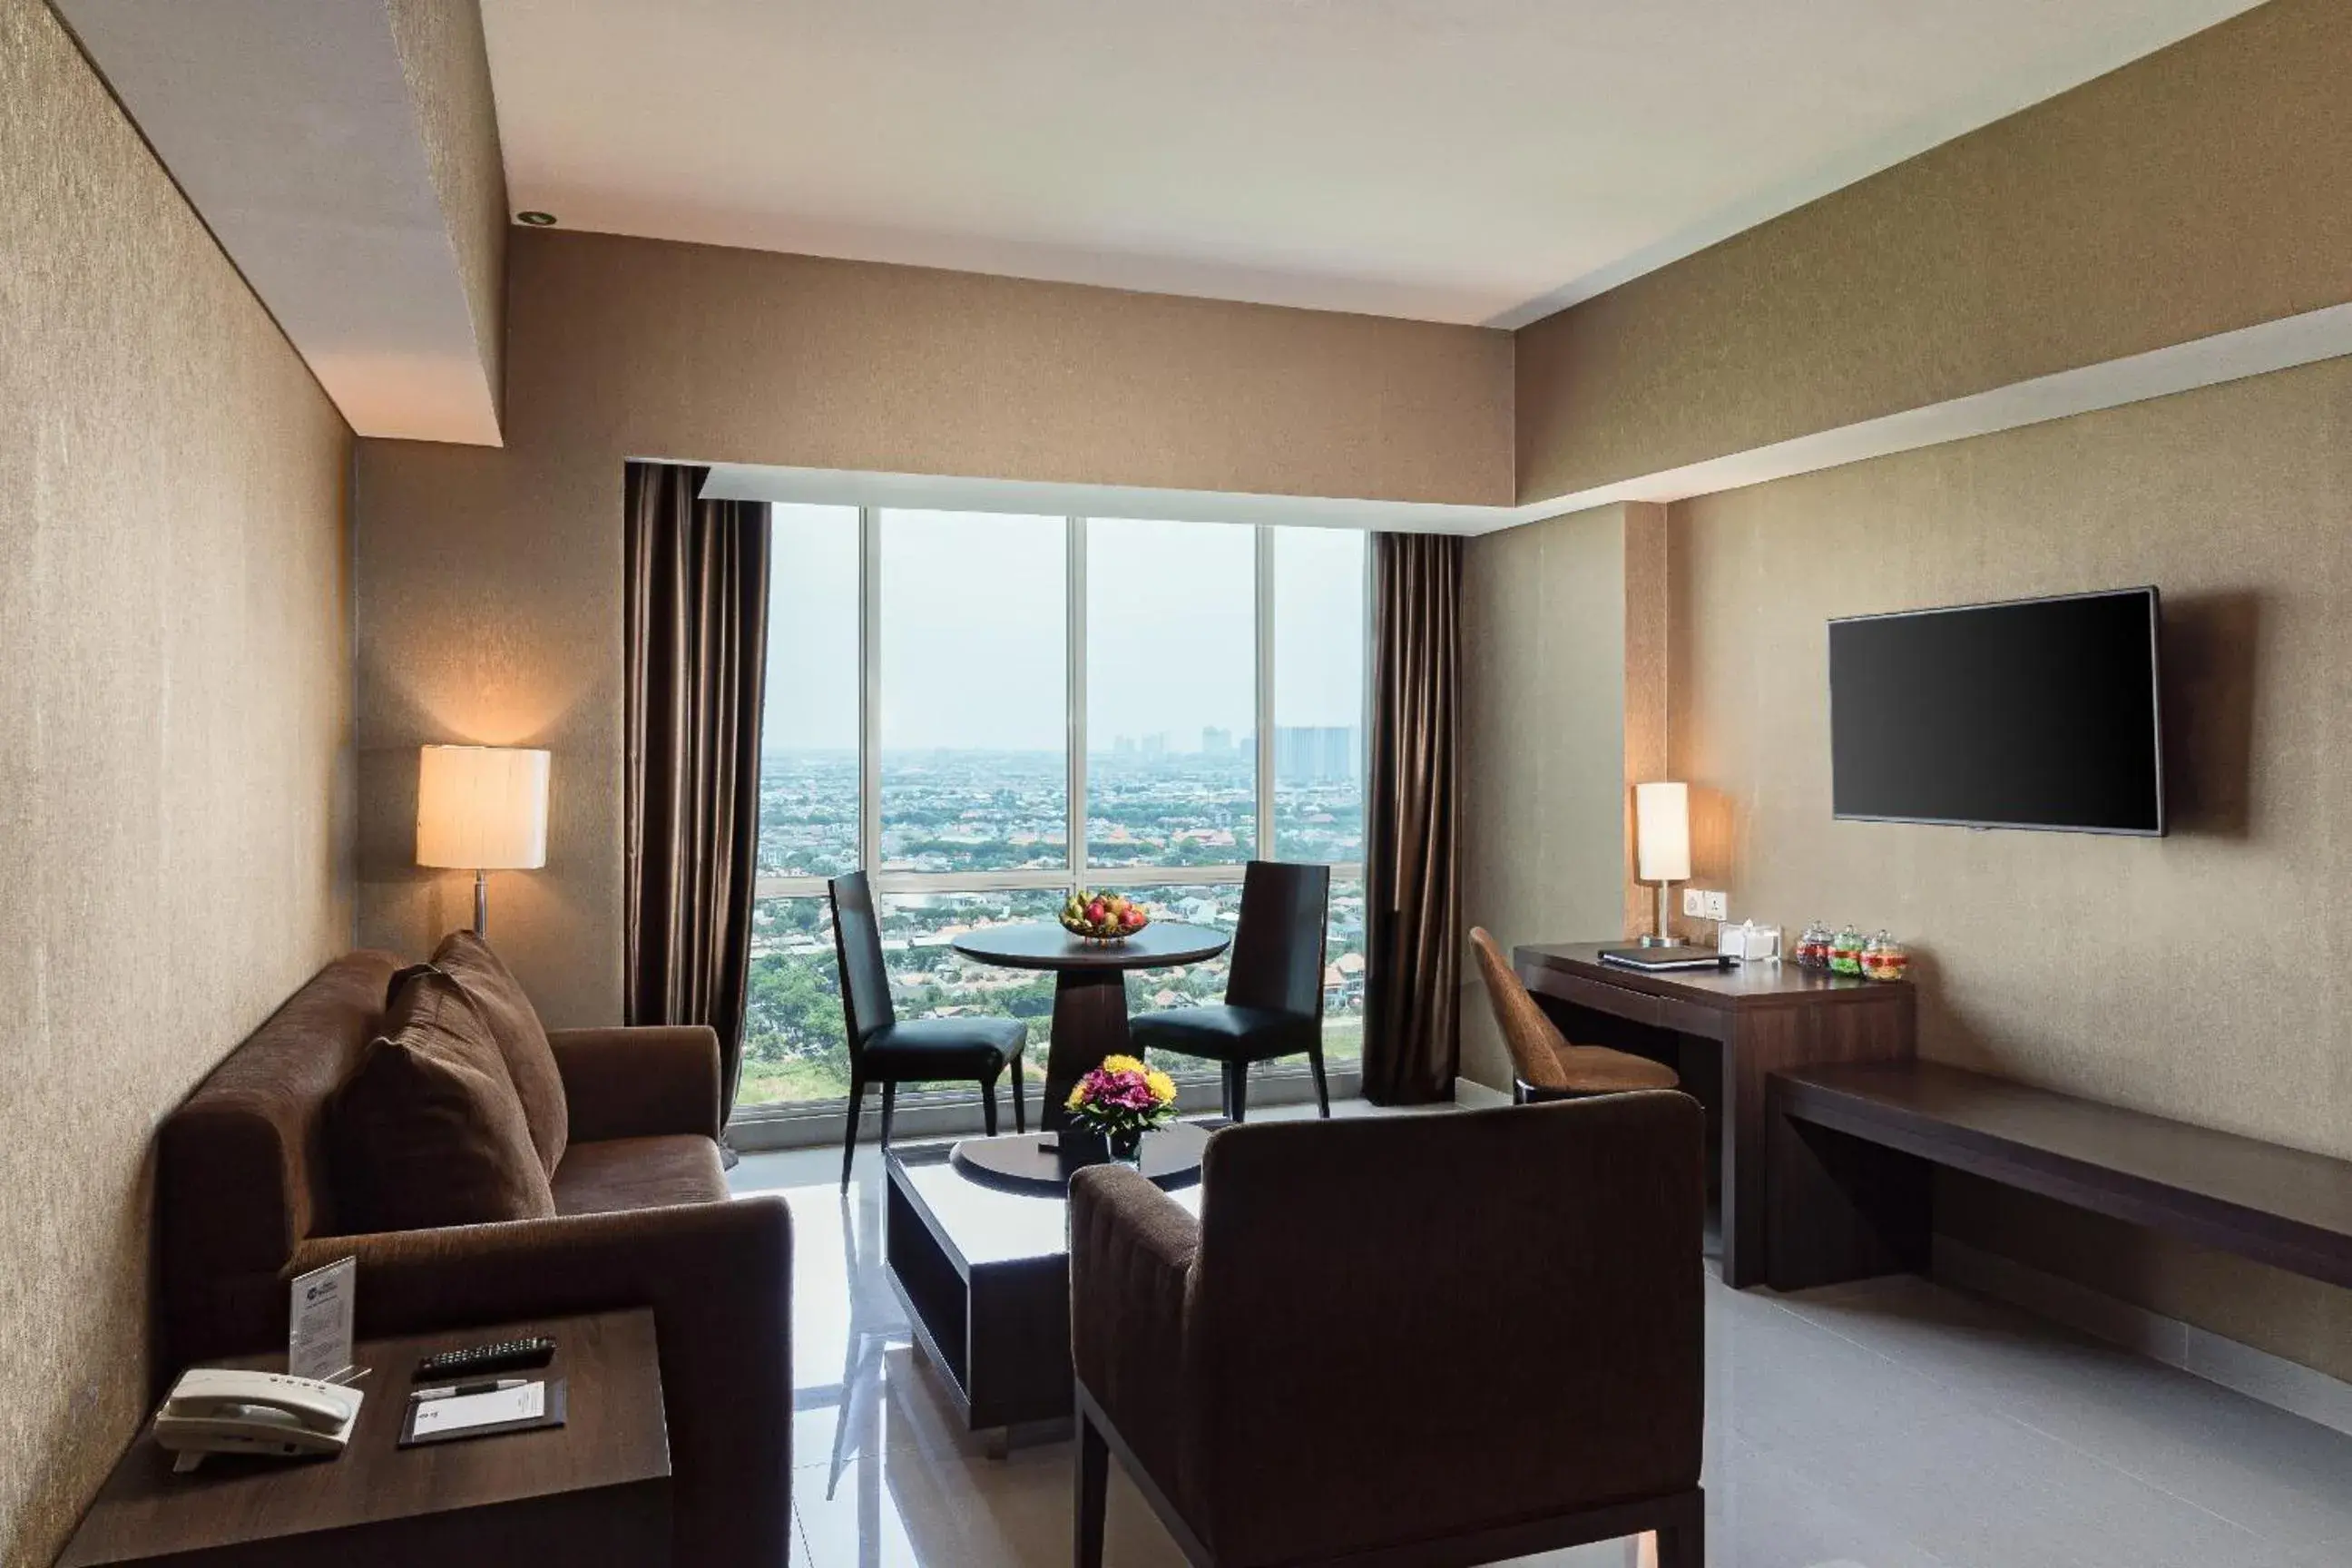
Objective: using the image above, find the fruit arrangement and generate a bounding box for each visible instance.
[1060,889,1150,942]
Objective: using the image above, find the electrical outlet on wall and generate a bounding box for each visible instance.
[1703,890,1729,921]
[1681,888,1705,917]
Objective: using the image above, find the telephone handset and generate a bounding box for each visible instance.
[154,1367,363,1464]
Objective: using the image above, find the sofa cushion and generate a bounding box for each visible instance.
[331,967,556,1232]
[551,1135,729,1217]
[431,930,569,1175]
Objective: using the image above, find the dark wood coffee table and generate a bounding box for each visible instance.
[885,1127,1212,1451]
[58,1310,668,1567]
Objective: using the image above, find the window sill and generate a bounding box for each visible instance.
[726,1063,1362,1153]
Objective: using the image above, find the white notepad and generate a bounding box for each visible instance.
[410,1380,546,1437]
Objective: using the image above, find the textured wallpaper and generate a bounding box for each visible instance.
[1457,504,1634,1089]
[355,227,1513,1029]
[1669,358,2352,1377]
[387,0,508,426]
[0,2,354,1560]
[1514,0,2352,501]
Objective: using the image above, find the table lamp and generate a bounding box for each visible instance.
[416,745,549,937]
[1635,780,1690,947]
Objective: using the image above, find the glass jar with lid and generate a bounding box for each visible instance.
[1862,931,1910,982]
[1828,925,1866,976]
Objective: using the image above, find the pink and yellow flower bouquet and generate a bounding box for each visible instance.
[1064,1054,1178,1161]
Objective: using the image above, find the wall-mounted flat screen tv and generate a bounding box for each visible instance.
[1829,588,2163,836]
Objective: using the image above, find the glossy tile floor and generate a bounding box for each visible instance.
[731,1102,2352,1567]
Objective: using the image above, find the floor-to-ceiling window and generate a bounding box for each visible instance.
[740,507,1367,1113]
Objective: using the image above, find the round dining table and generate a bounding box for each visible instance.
[949,920,1230,1130]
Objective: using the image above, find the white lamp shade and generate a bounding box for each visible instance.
[416,746,549,870]
[1635,781,1691,884]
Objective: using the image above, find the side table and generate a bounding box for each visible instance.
[58,1309,670,1568]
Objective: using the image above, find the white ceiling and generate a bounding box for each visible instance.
[481,0,2263,328]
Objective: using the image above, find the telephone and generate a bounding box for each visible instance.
[154,1368,362,1465]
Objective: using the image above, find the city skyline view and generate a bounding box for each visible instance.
[744,507,1369,1110]
[761,506,1367,752]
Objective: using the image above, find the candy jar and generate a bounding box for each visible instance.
[1828,925,1866,976]
[1862,931,1910,982]
[1798,921,1832,968]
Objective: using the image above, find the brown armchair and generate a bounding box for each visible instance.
[155,951,792,1568]
[1070,1094,1707,1568]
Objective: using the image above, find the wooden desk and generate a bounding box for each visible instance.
[1514,943,1915,1288]
[59,1311,669,1568]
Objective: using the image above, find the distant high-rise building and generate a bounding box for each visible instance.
[1112,734,1137,757]
[1200,726,1232,757]
[1141,731,1166,759]
[1274,725,1360,783]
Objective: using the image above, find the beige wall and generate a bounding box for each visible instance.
[1458,503,1669,1091]
[0,2,356,1561]
[357,228,1514,1024]
[1515,0,2352,502]
[1668,357,2352,1377]
[387,0,508,427]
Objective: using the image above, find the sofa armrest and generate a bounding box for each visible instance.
[547,1024,722,1142]
[288,1196,789,1567]
[1069,1164,1199,1503]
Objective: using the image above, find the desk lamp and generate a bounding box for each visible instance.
[1635,781,1690,947]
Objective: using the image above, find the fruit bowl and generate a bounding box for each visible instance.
[1060,889,1151,944]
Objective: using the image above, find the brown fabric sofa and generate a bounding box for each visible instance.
[1070,1093,1707,1567]
[156,950,792,1568]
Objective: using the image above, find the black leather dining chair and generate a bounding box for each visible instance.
[828,870,1027,1191]
[1129,860,1331,1122]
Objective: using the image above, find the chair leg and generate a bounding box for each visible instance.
[1074,1407,1108,1568]
[982,1073,1001,1137]
[1307,1039,1331,1118]
[1012,1058,1028,1134]
[1655,1491,1705,1568]
[840,1076,865,1193]
[878,1082,897,1151]
[1221,1061,1249,1122]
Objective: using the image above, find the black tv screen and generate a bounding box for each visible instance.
[1829,588,2163,835]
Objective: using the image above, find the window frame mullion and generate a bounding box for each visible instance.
[1255,524,1277,861]
[1068,514,1088,890]
[857,505,882,879]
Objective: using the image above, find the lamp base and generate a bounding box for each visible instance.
[473,868,489,937]
[1641,879,1681,947]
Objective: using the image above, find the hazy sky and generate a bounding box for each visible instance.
[762,505,1366,752]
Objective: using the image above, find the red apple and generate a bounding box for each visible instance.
[1122,907,1145,927]
[1085,899,1107,923]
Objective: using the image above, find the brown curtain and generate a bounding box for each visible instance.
[1361,532,1462,1104]
[624,462,770,1120]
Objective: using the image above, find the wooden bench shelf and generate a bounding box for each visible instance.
[1766,1060,2352,1294]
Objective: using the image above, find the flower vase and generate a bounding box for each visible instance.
[1109,1128,1144,1166]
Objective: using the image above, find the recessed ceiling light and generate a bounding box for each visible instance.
[516,211,557,227]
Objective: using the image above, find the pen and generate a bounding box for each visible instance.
[410,1377,529,1401]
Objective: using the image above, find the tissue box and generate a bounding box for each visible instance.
[1717,921,1781,963]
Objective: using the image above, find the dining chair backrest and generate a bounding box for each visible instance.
[1466,926,1573,1092]
[1225,860,1331,1018]
[828,871,896,1048]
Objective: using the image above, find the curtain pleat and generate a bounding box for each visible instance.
[623,462,771,1120]
[1361,532,1462,1104]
